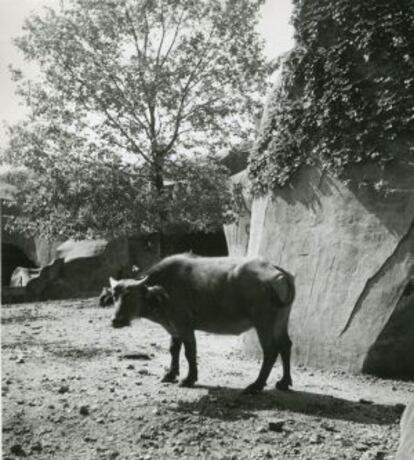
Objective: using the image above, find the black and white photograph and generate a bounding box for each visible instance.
[1,0,413,458]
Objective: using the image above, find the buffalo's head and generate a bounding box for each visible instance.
[109,277,168,328]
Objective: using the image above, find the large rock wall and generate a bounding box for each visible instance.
[244,158,414,377]
[224,170,252,257]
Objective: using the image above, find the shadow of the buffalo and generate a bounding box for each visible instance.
[172,385,403,425]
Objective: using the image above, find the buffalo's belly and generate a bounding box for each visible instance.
[190,292,253,335]
[194,317,253,335]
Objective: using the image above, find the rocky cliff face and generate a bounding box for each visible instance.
[239,158,414,378]
[223,170,252,257]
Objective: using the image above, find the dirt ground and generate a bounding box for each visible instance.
[1,298,413,460]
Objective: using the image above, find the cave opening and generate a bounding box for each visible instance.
[1,243,37,286]
[165,230,229,257]
[363,279,414,380]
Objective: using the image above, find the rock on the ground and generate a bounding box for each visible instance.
[268,419,285,432]
[10,444,26,456]
[79,405,90,416]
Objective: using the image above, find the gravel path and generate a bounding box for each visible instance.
[2,298,413,459]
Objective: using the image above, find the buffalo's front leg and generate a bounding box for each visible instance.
[179,332,198,387]
[162,337,182,383]
[276,334,292,390]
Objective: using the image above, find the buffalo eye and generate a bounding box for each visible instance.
[112,286,123,300]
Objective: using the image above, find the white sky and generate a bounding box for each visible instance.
[0,0,294,148]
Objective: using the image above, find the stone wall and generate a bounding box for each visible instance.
[223,170,252,257]
[242,158,414,377]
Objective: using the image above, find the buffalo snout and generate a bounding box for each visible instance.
[111,318,131,328]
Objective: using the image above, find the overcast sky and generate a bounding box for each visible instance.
[0,0,294,148]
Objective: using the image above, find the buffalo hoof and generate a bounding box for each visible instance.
[179,377,196,388]
[242,383,264,395]
[276,378,292,391]
[161,372,178,383]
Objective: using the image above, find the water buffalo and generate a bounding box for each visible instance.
[109,254,295,394]
[99,266,141,307]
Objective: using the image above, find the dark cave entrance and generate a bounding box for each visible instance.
[1,243,37,286]
[165,229,229,257]
[363,279,414,380]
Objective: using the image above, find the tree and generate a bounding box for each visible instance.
[3,0,271,248]
[2,121,236,241]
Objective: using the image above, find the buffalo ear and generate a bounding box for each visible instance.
[145,285,168,308]
[109,277,118,288]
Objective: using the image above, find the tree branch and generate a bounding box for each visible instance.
[158,6,186,68]
[104,70,151,138]
[86,47,152,138]
[155,0,166,67]
[61,60,154,165]
[124,5,150,100]
[124,4,158,144]
[99,104,154,164]
[124,5,144,62]
[164,26,217,153]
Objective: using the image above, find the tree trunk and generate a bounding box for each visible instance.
[152,157,167,258]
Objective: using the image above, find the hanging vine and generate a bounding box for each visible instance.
[249,0,414,195]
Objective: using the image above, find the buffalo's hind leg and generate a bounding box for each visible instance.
[179,331,198,388]
[276,334,292,391]
[161,337,182,383]
[243,326,279,395]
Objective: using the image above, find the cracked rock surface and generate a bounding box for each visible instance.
[244,160,414,376]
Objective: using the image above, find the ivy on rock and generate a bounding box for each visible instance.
[249,0,414,194]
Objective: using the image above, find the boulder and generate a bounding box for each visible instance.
[23,236,160,301]
[10,267,41,287]
[396,402,414,460]
[26,259,65,300]
[21,239,126,301]
[42,278,78,300]
[244,159,414,377]
[54,238,131,295]
[56,239,109,262]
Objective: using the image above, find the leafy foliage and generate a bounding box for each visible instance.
[2,123,235,239]
[2,0,271,239]
[249,0,414,194]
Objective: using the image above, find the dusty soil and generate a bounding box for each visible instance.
[1,298,413,460]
